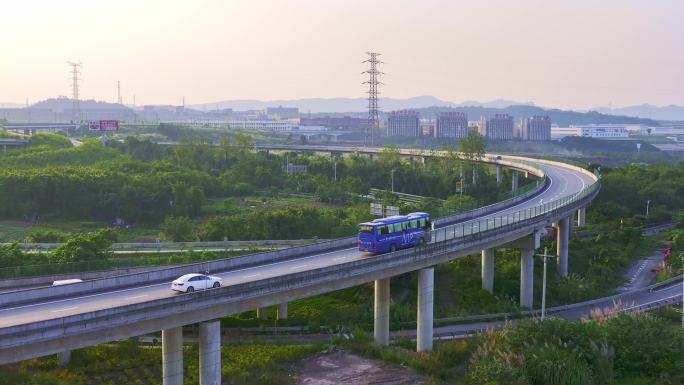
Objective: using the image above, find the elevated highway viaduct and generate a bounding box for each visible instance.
[0,146,599,385]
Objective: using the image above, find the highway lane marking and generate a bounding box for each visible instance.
[51,306,77,313]
[126,294,149,300]
[290,264,308,270]
[244,273,261,278]
[333,256,348,261]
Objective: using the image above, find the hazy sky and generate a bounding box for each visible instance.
[2,0,683,109]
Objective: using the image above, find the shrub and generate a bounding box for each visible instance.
[50,228,116,264]
[162,216,196,242]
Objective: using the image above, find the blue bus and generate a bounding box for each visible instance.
[358,212,431,254]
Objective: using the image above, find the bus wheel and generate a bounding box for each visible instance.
[390,244,397,252]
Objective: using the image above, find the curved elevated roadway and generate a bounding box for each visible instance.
[0,147,598,373]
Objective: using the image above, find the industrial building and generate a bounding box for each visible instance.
[435,111,468,138]
[386,110,420,137]
[521,115,552,141]
[551,124,630,139]
[480,114,514,140]
[300,116,366,130]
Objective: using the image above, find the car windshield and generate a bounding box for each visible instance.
[359,225,375,233]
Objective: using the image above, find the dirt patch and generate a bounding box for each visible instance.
[297,349,425,385]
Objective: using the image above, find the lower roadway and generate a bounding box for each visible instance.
[0,160,595,329]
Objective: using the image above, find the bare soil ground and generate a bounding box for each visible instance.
[297,348,425,385]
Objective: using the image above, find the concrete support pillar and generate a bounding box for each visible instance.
[374,278,390,346]
[57,350,71,366]
[557,217,570,277]
[277,303,288,320]
[162,327,183,385]
[520,248,534,309]
[512,171,519,191]
[577,207,586,227]
[481,249,495,293]
[199,320,221,385]
[417,267,434,352]
[369,153,375,161]
[496,165,503,185]
[257,306,268,320]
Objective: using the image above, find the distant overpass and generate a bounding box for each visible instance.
[0,138,29,151]
[3,123,79,134]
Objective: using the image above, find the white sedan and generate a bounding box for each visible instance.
[171,273,222,293]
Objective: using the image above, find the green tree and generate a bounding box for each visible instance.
[459,131,486,185]
[50,229,116,264]
[0,243,25,268]
[162,216,196,242]
[377,144,401,167]
[235,132,255,153]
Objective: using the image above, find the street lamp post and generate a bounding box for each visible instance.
[391,169,395,193]
[334,160,337,181]
[536,247,556,321]
[646,199,651,218]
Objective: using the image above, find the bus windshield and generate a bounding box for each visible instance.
[358,225,375,233]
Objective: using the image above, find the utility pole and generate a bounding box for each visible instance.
[536,247,556,321]
[362,52,383,146]
[391,169,395,193]
[117,81,122,104]
[646,199,651,218]
[67,62,82,120]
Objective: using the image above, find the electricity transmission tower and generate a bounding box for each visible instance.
[68,62,82,120]
[363,52,383,146]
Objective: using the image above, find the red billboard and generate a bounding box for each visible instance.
[99,120,119,131]
[88,120,119,131]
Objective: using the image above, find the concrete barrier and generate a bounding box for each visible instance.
[6,238,325,251]
[0,265,189,291]
[0,237,356,308]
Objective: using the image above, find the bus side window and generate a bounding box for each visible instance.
[419,219,426,228]
[379,226,388,235]
[410,220,418,229]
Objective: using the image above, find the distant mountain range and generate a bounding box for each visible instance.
[0,102,25,108]
[31,98,132,112]
[190,96,536,113]
[590,104,684,121]
[5,96,677,127]
[191,96,661,126]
